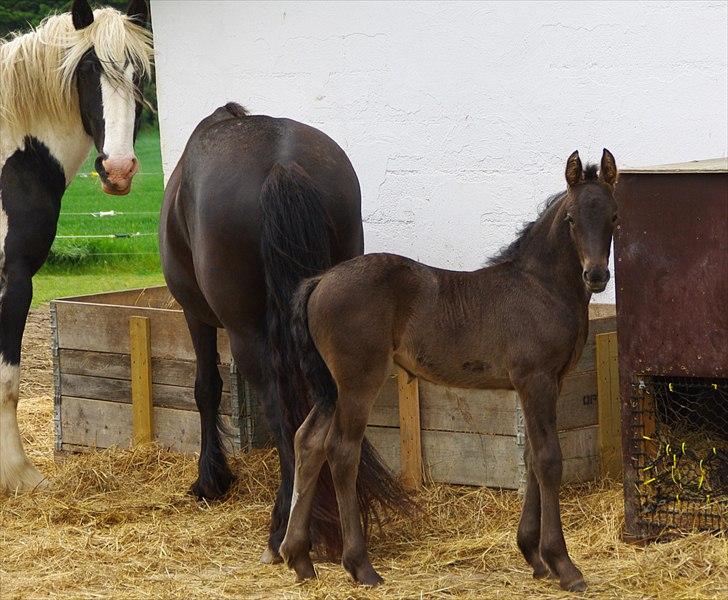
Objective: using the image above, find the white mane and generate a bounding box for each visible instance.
[0,8,153,143]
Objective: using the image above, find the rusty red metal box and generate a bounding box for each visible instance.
[614,158,728,538]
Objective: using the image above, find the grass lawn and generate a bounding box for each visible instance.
[32,128,165,307]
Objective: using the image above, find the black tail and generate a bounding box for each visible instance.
[259,162,341,554]
[291,276,415,556]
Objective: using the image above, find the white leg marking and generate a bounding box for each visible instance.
[0,360,46,494]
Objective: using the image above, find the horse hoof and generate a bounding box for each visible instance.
[260,547,283,565]
[352,564,384,587]
[532,564,551,580]
[562,578,587,592]
[1,463,47,495]
[187,476,231,501]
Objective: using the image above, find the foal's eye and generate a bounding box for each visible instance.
[612,213,618,223]
[565,214,575,225]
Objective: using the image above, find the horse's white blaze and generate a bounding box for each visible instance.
[0,359,45,493]
[101,65,137,161]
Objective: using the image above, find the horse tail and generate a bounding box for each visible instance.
[258,162,341,554]
[291,276,416,554]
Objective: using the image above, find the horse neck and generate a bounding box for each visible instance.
[1,106,92,190]
[513,198,590,312]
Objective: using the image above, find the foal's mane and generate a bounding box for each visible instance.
[487,163,598,265]
[0,8,153,139]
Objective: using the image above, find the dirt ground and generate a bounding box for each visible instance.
[1,308,727,599]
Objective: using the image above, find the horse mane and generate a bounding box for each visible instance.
[487,163,599,266]
[224,102,250,118]
[0,8,153,141]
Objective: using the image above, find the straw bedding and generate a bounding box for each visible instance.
[1,309,727,599]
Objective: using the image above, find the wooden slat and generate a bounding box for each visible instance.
[572,316,617,374]
[59,349,230,392]
[397,368,422,490]
[370,374,595,434]
[56,286,177,309]
[130,317,154,445]
[59,396,238,454]
[54,301,232,363]
[597,332,622,478]
[59,373,234,415]
[367,425,598,489]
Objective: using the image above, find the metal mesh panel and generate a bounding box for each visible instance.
[628,376,728,532]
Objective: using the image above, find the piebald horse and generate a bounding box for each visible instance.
[282,150,618,590]
[0,0,153,494]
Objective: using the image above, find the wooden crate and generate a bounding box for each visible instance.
[366,304,618,490]
[50,286,264,454]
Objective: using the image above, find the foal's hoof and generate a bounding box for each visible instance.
[532,563,551,580]
[260,547,283,565]
[351,563,384,587]
[561,577,587,592]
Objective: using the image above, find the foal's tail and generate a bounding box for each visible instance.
[259,162,341,553]
[291,276,415,552]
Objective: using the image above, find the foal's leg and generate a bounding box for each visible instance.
[517,440,550,579]
[279,403,334,580]
[513,371,585,592]
[325,366,389,586]
[0,267,46,493]
[185,312,234,500]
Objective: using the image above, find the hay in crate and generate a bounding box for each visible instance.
[3,397,728,599]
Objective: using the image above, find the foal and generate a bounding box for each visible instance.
[281,150,618,590]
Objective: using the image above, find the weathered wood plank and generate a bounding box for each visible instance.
[59,349,230,392]
[558,370,599,430]
[572,316,617,374]
[370,373,595,435]
[57,286,177,310]
[60,373,233,415]
[597,332,622,478]
[53,301,232,363]
[59,396,238,454]
[397,367,422,490]
[130,317,154,445]
[366,425,598,489]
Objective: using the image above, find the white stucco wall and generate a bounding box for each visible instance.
[150,1,728,303]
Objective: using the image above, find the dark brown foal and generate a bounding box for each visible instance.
[281,149,618,590]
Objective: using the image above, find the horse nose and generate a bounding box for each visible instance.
[100,156,138,194]
[583,267,610,285]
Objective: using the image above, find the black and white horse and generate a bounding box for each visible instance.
[0,0,153,494]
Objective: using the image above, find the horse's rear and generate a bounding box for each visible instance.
[160,102,363,557]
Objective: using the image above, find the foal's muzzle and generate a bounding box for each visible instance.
[583,266,610,293]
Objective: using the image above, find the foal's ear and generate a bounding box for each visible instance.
[599,148,618,186]
[72,0,94,30]
[126,0,150,25]
[565,150,583,187]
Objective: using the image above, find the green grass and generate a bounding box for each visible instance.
[32,128,165,307]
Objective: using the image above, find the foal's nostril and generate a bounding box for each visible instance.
[584,268,610,285]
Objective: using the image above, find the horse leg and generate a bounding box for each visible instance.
[325,385,384,586]
[517,439,550,579]
[185,312,234,500]
[279,403,333,580]
[514,371,585,592]
[0,267,46,493]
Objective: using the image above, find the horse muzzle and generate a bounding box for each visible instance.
[96,155,139,196]
[583,266,610,294]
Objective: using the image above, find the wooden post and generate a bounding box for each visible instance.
[397,366,422,490]
[130,316,154,445]
[596,331,621,478]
